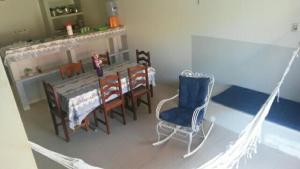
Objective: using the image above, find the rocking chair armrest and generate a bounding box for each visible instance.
[191,102,208,131]
[155,93,179,120]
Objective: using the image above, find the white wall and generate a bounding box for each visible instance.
[187,0,300,47]
[192,36,300,101]
[118,0,300,99]
[0,0,46,46]
[0,60,38,169]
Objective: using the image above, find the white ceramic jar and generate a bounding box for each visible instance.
[66,24,73,36]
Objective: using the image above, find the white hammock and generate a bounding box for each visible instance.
[197,46,300,169]
[29,47,299,169]
[29,141,102,169]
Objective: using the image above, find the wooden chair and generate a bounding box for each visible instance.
[43,81,91,142]
[99,51,111,65]
[136,49,153,97]
[92,51,111,67]
[94,72,126,134]
[59,61,84,79]
[136,49,151,66]
[127,65,152,120]
[43,81,70,142]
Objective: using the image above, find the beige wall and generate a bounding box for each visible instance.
[119,0,193,84]
[0,0,46,46]
[118,0,300,95]
[0,59,38,169]
[81,0,107,27]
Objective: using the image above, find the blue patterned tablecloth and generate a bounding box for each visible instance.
[49,62,156,129]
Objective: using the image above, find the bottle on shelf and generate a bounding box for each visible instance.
[106,0,120,28]
[65,22,74,36]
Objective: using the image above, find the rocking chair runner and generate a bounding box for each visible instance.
[153,70,215,158]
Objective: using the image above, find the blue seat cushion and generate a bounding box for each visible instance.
[159,107,204,127]
[179,75,210,110]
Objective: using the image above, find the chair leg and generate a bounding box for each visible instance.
[93,111,98,127]
[186,133,193,155]
[137,97,141,107]
[121,104,126,125]
[155,123,161,142]
[61,119,70,142]
[50,112,59,135]
[110,111,115,119]
[103,110,111,134]
[131,97,137,120]
[147,92,152,114]
[183,121,215,158]
[150,85,154,97]
[125,94,130,109]
[153,125,177,146]
[81,118,90,132]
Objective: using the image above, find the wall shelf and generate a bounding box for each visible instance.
[51,12,84,20]
[39,0,84,35]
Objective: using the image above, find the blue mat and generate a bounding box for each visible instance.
[212,85,300,131]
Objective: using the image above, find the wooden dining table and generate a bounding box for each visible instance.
[48,61,156,129]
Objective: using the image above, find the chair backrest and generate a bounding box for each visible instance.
[99,51,111,65]
[99,72,123,105]
[178,71,214,130]
[178,76,210,109]
[59,61,84,79]
[136,49,151,67]
[128,65,149,91]
[91,52,111,69]
[43,81,62,116]
[179,70,214,111]
[95,52,111,65]
[179,72,214,109]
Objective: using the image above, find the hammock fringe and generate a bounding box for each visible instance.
[29,141,102,169]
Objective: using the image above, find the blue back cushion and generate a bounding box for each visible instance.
[179,75,210,109]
